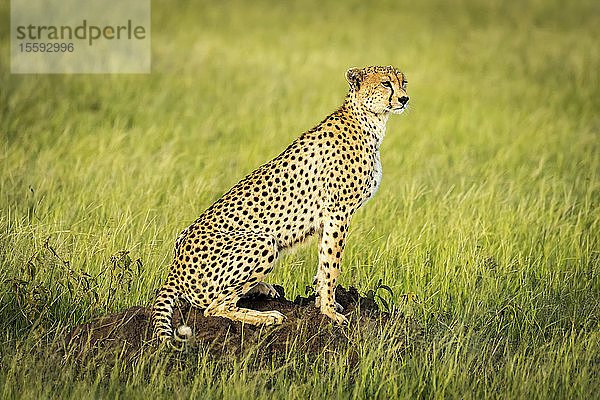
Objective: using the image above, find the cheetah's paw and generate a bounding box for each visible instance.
[262,310,286,325]
[322,308,348,326]
[245,282,280,298]
[314,295,344,313]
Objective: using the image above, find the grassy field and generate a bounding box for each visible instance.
[1,0,599,398]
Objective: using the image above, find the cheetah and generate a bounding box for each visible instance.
[152,66,409,343]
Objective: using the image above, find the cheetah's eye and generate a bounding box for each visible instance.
[381,81,392,89]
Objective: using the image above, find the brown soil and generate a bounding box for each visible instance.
[64,285,421,365]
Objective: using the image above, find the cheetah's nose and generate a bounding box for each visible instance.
[398,96,409,106]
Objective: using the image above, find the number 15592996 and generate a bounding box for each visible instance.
[19,42,74,52]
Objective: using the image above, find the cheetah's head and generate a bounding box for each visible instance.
[345,66,408,115]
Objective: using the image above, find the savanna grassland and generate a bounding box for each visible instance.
[0,0,599,398]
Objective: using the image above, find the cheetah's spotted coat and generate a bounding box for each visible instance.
[152,66,409,342]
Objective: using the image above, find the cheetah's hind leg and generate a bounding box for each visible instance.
[205,300,286,325]
[203,231,285,325]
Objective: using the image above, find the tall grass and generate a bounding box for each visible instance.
[1,0,599,398]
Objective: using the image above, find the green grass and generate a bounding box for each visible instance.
[1,0,599,398]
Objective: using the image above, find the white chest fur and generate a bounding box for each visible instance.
[363,150,382,206]
[357,114,387,208]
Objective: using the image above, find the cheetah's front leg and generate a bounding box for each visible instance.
[314,228,344,313]
[315,215,349,325]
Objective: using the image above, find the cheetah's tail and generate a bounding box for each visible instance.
[151,275,193,345]
[174,325,193,342]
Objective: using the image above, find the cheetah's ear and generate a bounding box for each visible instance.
[345,67,364,91]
